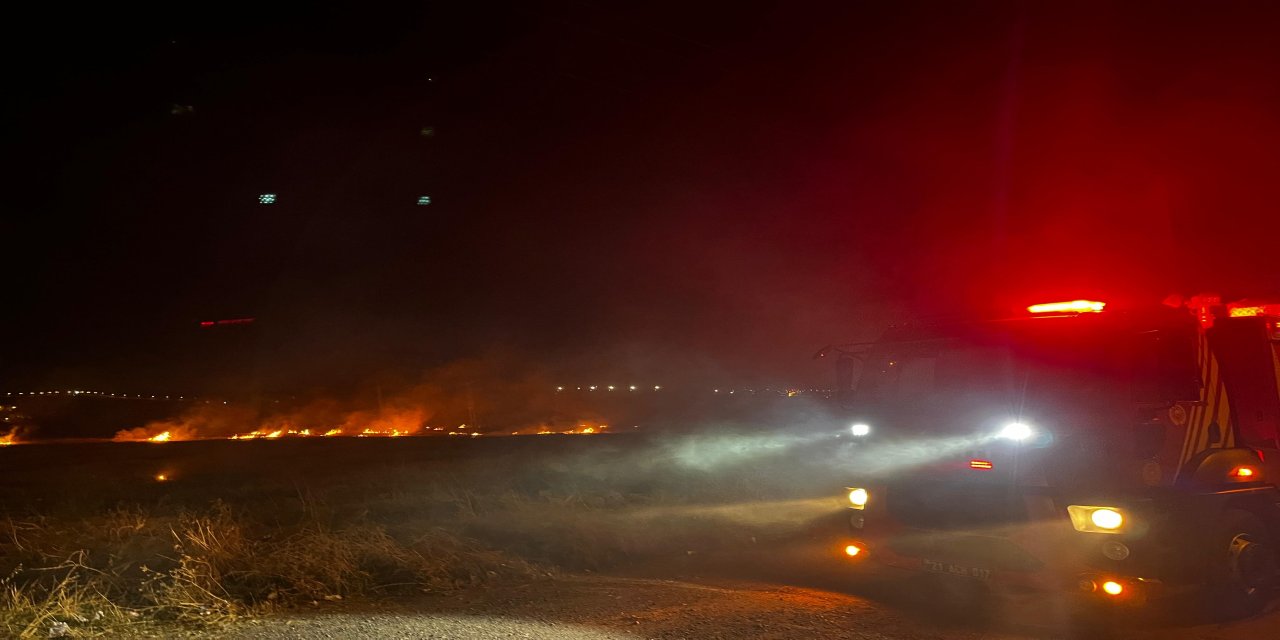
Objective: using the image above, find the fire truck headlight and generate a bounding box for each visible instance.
[1067,505,1127,533]
[850,423,871,437]
[998,422,1033,441]
[847,488,869,509]
[1090,508,1124,530]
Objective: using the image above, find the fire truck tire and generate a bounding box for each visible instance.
[1207,509,1277,617]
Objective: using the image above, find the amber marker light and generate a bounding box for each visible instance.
[1101,581,1124,596]
[844,544,863,557]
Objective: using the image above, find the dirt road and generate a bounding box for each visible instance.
[125,574,1279,640]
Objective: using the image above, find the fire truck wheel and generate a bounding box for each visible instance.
[1208,509,1277,617]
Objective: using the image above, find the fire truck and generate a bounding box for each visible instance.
[827,297,1280,611]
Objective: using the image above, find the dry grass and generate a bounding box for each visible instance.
[0,553,133,638]
[0,432,846,637]
[0,500,542,638]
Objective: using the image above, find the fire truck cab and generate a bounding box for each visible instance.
[831,297,1280,611]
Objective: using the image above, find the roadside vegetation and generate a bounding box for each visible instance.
[0,502,541,637]
[0,430,845,637]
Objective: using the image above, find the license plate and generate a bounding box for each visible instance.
[921,559,991,580]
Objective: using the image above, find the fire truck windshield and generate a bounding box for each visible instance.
[850,317,1198,434]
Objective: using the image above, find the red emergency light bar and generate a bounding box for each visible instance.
[1027,300,1106,314]
[1228,304,1280,318]
[198,318,256,328]
[969,459,994,470]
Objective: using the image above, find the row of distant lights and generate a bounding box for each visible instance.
[3,390,226,403]
[552,386,831,395]
[714,388,829,395]
[258,194,431,206]
[557,385,661,392]
[12,387,830,400]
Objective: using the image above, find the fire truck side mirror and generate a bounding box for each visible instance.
[836,356,855,389]
[836,356,858,405]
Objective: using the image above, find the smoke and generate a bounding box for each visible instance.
[108,351,662,440]
[842,434,995,477]
[113,404,258,441]
[633,428,994,480]
[662,432,821,471]
[0,425,30,445]
[110,395,435,441]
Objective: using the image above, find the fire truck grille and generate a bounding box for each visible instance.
[887,532,1045,572]
[887,482,1028,531]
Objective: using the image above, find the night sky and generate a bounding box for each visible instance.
[5,1,1279,399]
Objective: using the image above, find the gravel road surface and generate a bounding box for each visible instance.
[122,574,1279,640]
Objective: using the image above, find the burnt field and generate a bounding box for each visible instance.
[0,431,856,637]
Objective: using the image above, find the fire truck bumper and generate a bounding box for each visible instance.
[842,530,1197,606]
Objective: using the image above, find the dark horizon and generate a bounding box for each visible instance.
[5,1,1279,401]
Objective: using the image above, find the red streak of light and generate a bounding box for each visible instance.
[199,318,256,328]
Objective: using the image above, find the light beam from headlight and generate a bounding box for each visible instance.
[998,422,1032,441]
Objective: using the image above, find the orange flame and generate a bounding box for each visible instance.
[110,407,618,442]
[114,425,198,442]
[227,422,423,440]
[520,422,609,436]
[112,418,610,442]
[0,429,18,446]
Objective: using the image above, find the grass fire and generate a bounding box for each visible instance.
[108,421,613,443]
